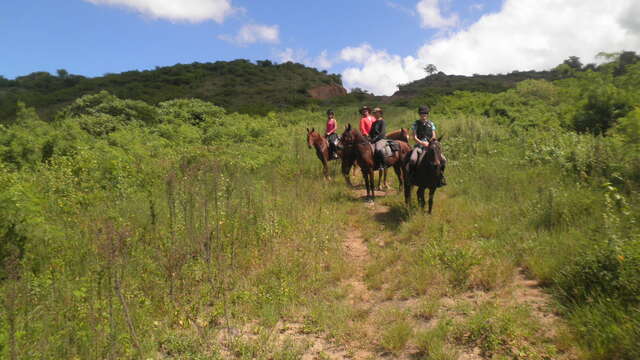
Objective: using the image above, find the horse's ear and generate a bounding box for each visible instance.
[312,127,315,132]
[346,123,351,130]
[306,128,309,133]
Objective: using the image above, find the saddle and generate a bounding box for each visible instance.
[374,140,400,169]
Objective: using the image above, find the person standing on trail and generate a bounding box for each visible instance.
[325,109,339,159]
[358,105,375,138]
[369,107,387,169]
[410,105,447,186]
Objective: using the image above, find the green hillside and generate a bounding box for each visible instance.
[0,60,344,122]
[390,52,640,107]
[1,52,639,359]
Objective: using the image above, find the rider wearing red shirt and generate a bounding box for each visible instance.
[359,106,375,137]
[325,109,339,159]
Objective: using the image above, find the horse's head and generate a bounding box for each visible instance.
[306,127,317,149]
[339,123,356,148]
[426,139,443,172]
[400,128,409,142]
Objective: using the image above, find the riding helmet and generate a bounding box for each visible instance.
[418,105,430,114]
[326,109,335,116]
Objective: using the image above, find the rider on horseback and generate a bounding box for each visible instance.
[325,109,339,159]
[410,106,447,186]
[358,105,375,139]
[370,107,387,170]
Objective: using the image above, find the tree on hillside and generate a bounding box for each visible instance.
[56,69,69,78]
[563,56,583,70]
[425,64,438,76]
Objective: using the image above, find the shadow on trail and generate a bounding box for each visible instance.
[374,203,410,231]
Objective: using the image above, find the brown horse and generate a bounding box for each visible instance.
[376,140,411,190]
[375,128,409,189]
[404,138,444,213]
[306,128,335,179]
[386,128,409,143]
[340,124,376,200]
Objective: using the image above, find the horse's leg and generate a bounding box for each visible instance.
[342,158,353,187]
[362,169,371,200]
[428,187,436,214]
[383,168,389,190]
[322,158,330,180]
[417,186,426,210]
[393,163,402,191]
[403,165,412,206]
[404,180,412,206]
[369,170,376,200]
[377,169,384,190]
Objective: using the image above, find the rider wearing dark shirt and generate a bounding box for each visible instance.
[371,107,388,170]
[410,106,447,186]
[369,111,386,143]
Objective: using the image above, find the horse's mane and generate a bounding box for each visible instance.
[308,129,322,139]
[425,139,442,163]
[344,127,367,144]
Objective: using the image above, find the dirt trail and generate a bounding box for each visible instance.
[234,187,570,359]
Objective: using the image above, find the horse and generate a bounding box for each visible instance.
[386,128,409,143]
[403,137,444,214]
[376,128,410,190]
[376,140,411,191]
[340,124,376,200]
[306,128,335,180]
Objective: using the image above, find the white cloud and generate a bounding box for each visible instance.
[418,0,640,75]
[340,44,374,64]
[340,0,640,95]
[386,1,416,16]
[84,0,235,23]
[340,44,426,95]
[219,24,279,46]
[315,50,333,69]
[276,48,334,70]
[416,0,458,29]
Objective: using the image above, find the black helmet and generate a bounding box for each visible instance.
[326,109,334,116]
[418,106,430,114]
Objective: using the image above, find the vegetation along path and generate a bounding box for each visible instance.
[260,181,580,359]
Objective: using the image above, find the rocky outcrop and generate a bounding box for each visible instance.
[307,84,347,100]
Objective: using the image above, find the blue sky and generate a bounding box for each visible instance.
[2,0,639,95]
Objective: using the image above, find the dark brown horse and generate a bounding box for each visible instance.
[404,138,444,213]
[377,140,411,190]
[306,128,335,179]
[340,124,376,200]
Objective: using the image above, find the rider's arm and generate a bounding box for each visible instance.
[431,130,437,141]
[413,131,429,147]
[371,121,385,142]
